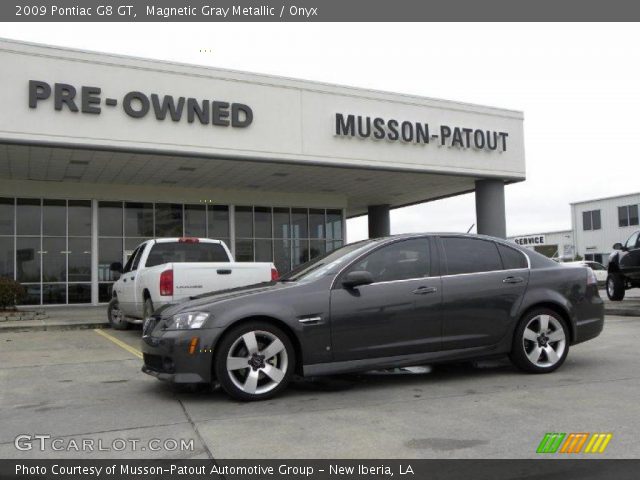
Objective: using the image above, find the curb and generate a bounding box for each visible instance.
[604,308,640,317]
[0,321,110,333]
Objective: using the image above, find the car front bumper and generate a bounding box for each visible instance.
[141,325,223,384]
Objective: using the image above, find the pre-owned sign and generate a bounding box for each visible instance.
[27,80,253,128]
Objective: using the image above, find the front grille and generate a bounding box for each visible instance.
[143,353,163,372]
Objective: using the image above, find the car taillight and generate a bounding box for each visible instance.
[178,237,199,243]
[587,268,598,286]
[271,267,279,281]
[160,269,174,296]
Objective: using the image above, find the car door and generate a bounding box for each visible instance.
[329,237,442,362]
[117,245,144,316]
[619,231,640,279]
[438,236,529,350]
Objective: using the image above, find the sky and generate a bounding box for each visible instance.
[1,22,638,242]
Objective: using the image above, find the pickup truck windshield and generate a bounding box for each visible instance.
[280,240,376,282]
[145,242,230,267]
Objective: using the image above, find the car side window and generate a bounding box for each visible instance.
[122,247,139,274]
[345,238,430,283]
[442,237,503,275]
[625,232,639,249]
[497,243,528,270]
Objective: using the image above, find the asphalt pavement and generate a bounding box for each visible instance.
[0,315,638,459]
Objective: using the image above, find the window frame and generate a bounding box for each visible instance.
[583,209,601,231]
[618,204,639,228]
[336,237,436,288]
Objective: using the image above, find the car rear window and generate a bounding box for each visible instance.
[441,237,502,275]
[497,243,528,269]
[145,242,229,267]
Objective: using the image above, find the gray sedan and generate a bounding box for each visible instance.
[141,233,604,401]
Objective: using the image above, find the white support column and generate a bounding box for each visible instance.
[228,205,236,258]
[91,199,99,305]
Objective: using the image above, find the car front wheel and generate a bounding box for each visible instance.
[214,322,295,401]
[107,298,129,330]
[606,274,625,301]
[510,309,569,373]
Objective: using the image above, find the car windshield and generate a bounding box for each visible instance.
[279,240,376,282]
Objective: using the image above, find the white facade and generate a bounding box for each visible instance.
[571,192,640,265]
[0,38,525,305]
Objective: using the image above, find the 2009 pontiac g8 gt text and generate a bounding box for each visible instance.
[141,234,604,401]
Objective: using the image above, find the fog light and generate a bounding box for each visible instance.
[188,336,200,355]
[162,357,175,372]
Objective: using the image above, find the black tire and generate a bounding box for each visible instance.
[509,308,569,374]
[606,274,625,301]
[143,296,154,319]
[214,321,295,401]
[107,297,129,330]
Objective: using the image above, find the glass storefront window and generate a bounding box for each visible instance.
[68,200,92,236]
[235,238,254,262]
[273,208,290,239]
[43,200,66,236]
[254,207,272,238]
[184,204,206,237]
[274,238,291,274]
[125,202,154,237]
[0,197,14,235]
[208,205,229,239]
[99,201,123,236]
[42,284,66,304]
[99,238,122,282]
[42,237,66,282]
[309,209,325,239]
[326,210,343,240]
[68,238,91,282]
[291,208,308,239]
[155,203,183,237]
[235,206,253,238]
[16,237,40,283]
[0,237,13,278]
[255,239,273,262]
[68,284,91,304]
[17,199,41,236]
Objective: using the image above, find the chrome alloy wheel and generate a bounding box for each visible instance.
[607,277,615,298]
[226,330,289,395]
[110,303,124,324]
[522,314,566,368]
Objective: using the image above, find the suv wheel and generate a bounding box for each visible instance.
[107,298,129,330]
[606,274,625,301]
[510,309,569,373]
[214,321,295,401]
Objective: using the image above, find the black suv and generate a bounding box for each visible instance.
[607,230,640,300]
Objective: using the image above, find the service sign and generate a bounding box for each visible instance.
[513,235,546,246]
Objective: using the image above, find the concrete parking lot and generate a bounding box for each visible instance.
[0,315,639,459]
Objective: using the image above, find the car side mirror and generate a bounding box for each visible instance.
[613,243,624,251]
[110,262,123,273]
[342,270,374,289]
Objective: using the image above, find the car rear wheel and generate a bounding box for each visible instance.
[510,309,569,373]
[107,298,129,330]
[606,274,625,301]
[214,321,295,401]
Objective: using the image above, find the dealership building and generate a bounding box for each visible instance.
[509,192,640,265]
[0,38,525,306]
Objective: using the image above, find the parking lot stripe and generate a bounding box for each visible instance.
[94,329,143,359]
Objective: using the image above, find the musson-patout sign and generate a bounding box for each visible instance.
[334,112,509,152]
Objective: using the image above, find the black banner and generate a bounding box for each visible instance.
[1,460,640,480]
[4,0,640,22]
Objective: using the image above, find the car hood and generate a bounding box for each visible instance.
[155,281,297,318]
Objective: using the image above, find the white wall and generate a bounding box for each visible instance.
[0,39,525,180]
[571,193,640,263]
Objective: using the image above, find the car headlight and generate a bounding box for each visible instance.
[165,312,210,330]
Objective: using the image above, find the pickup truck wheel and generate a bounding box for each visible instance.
[510,309,569,373]
[107,298,129,330]
[606,274,625,301]
[214,322,295,401]
[143,297,154,319]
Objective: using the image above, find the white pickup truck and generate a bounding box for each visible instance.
[107,237,278,330]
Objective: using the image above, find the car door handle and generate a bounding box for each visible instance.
[217,269,232,275]
[503,276,524,284]
[412,286,437,295]
[130,276,135,280]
